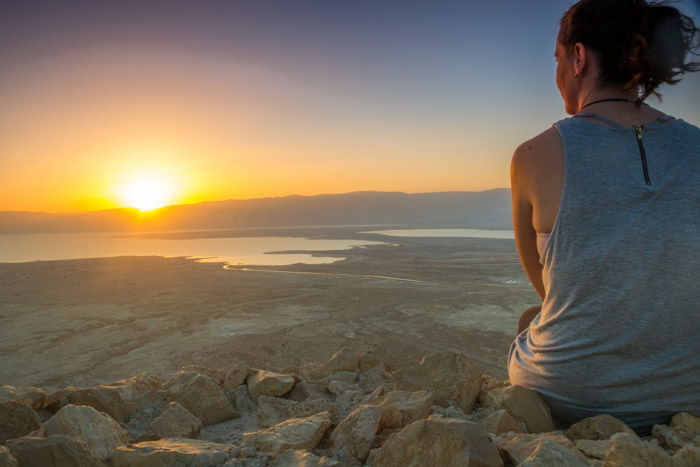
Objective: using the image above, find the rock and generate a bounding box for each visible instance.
[243,411,333,457]
[375,390,432,429]
[299,347,362,380]
[139,401,202,441]
[393,351,481,414]
[103,373,164,408]
[329,404,381,461]
[518,438,587,466]
[42,404,129,460]
[479,385,554,433]
[493,431,577,465]
[327,380,359,396]
[0,401,41,444]
[46,387,77,414]
[653,412,700,453]
[5,435,102,467]
[270,449,340,466]
[480,375,510,393]
[113,438,234,466]
[224,365,252,392]
[565,414,634,441]
[366,418,503,467]
[179,366,227,386]
[479,408,522,435]
[231,384,257,413]
[326,371,358,385]
[603,432,674,467]
[672,412,700,433]
[574,439,611,460]
[164,371,239,425]
[0,385,47,411]
[68,387,130,423]
[0,446,17,467]
[257,396,337,428]
[673,443,700,466]
[288,381,332,402]
[247,370,296,402]
[356,364,392,393]
[652,424,689,452]
[123,399,170,442]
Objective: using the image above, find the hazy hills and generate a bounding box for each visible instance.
[0,189,512,234]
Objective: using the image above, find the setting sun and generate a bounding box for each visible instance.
[117,175,174,211]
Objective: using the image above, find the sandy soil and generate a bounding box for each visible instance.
[0,226,539,392]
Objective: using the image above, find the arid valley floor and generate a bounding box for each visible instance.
[0,226,539,392]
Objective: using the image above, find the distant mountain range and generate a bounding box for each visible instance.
[0,189,512,234]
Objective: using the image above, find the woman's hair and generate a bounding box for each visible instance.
[559,0,700,105]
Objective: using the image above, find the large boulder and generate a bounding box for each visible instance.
[518,438,587,466]
[42,404,129,461]
[242,411,333,457]
[479,385,554,433]
[565,414,635,441]
[288,381,332,402]
[493,431,580,465]
[478,409,522,435]
[163,371,239,425]
[297,348,362,381]
[575,439,611,461]
[246,370,296,402]
[139,402,202,441]
[112,438,234,466]
[269,449,339,466]
[366,418,503,467]
[0,385,47,411]
[603,432,674,466]
[223,365,251,392]
[102,373,164,408]
[5,435,102,467]
[393,352,481,414]
[329,404,381,461]
[0,401,41,444]
[652,412,700,452]
[67,387,130,423]
[0,446,17,467]
[256,396,337,428]
[374,390,432,429]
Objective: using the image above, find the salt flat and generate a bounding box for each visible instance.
[0,225,539,391]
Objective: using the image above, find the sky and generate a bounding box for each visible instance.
[2,0,699,213]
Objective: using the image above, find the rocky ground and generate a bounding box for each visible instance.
[1,347,699,466]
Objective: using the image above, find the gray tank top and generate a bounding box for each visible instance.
[508,112,700,433]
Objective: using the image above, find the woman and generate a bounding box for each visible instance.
[508,0,700,435]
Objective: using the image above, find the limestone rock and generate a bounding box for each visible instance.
[325,371,358,385]
[113,438,234,466]
[603,432,674,467]
[0,401,41,444]
[366,418,503,467]
[103,373,164,408]
[257,396,337,428]
[270,449,340,466]
[68,387,130,423]
[375,390,432,429]
[224,365,252,392]
[479,385,553,433]
[231,384,257,413]
[565,414,634,441]
[5,435,102,467]
[243,411,333,457]
[247,370,296,402]
[329,404,381,461]
[299,347,362,380]
[123,399,170,442]
[574,439,611,460]
[652,424,689,452]
[0,385,47,411]
[139,401,202,441]
[479,408,522,435]
[671,412,700,433]
[46,387,77,414]
[288,381,332,402]
[494,431,577,465]
[653,412,700,453]
[179,366,227,385]
[393,351,481,414]
[519,438,587,466]
[0,446,17,467]
[164,371,239,425]
[357,364,392,393]
[327,380,359,396]
[42,404,129,460]
[673,443,700,467]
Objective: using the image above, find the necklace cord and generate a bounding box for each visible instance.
[580,98,631,111]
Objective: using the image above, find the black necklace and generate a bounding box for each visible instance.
[580,98,630,110]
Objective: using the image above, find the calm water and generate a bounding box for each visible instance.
[0,232,385,266]
[362,228,514,239]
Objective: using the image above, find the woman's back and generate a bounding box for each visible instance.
[509,113,700,432]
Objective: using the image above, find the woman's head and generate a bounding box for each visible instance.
[556,0,699,112]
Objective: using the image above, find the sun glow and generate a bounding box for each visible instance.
[117,175,175,212]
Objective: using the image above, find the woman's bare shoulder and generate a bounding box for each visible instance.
[512,126,562,174]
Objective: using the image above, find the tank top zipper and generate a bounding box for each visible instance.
[634,125,652,185]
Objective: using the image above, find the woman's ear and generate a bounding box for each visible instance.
[573,42,587,77]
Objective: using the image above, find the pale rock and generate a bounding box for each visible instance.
[366,418,503,467]
[393,351,481,414]
[179,366,227,385]
[0,446,17,467]
[103,373,164,408]
[5,435,102,467]
[270,449,339,466]
[325,371,358,384]
[329,404,381,460]
[257,396,337,428]
[672,443,700,467]
[112,438,234,466]
[653,424,690,452]
[603,432,674,467]
[231,384,258,413]
[565,414,634,441]
[140,401,202,441]
[242,411,333,457]
[480,408,522,435]
[164,371,239,425]
[224,365,252,392]
[327,380,359,396]
[288,381,332,402]
[375,390,432,429]
[123,399,170,442]
[357,364,392,393]
[494,431,577,465]
[671,412,700,433]
[0,385,47,411]
[480,374,510,393]
[68,387,130,423]
[300,347,362,380]
[479,385,554,433]
[42,404,129,460]
[0,401,41,444]
[575,439,611,460]
[46,387,77,414]
[519,438,587,466]
[247,369,296,402]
